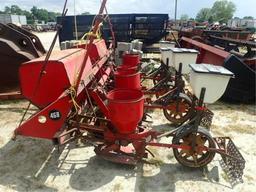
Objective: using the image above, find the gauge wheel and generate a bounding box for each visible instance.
[163,93,193,125]
[172,127,216,168]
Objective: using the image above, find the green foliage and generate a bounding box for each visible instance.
[81,12,90,15]
[196,8,211,22]
[196,0,236,24]
[180,14,189,21]
[243,16,254,19]
[1,5,61,24]
[48,11,61,22]
[210,0,236,23]
[4,6,11,14]
[31,6,49,22]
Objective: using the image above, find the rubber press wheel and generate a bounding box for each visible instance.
[163,93,193,125]
[172,127,216,168]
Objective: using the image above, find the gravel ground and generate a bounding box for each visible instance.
[33,32,60,51]
[0,100,255,192]
[0,32,255,192]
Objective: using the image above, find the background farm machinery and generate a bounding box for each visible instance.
[0,23,46,99]
[180,36,255,103]
[178,26,256,103]
[9,0,245,186]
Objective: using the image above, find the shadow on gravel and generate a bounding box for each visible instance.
[0,137,57,191]
[0,137,231,192]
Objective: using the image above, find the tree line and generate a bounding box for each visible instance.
[180,0,254,24]
[0,5,61,24]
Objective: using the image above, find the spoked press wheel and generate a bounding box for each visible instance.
[163,93,193,125]
[172,127,216,168]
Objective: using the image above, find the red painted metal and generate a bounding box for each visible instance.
[106,89,144,134]
[103,126,157,142]
[77,39,108,62]
[19,48,91,108]
[147,142,192,150]
[16,38,111,139]
[114,71,141,90]
[180,37,230,65]
[122,54,140,67]
[117,65,138,74]
[179,28,253,41]
[195,106,207,111]
[74,0,108,91]
[98,67,112,86]
[14,94,72,139]
[90,90,110,119]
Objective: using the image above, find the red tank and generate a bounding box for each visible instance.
[117,65,138,74]
[107,89,144,134]
[122,53,140,67]
[114,71,141,90]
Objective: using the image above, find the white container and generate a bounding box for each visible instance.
[117,42,132,52]
[70,40,80,47]
[159,41,175,49]
[19,15,27,25]
[60,41,68,50]
[160,48,173,67]
[10,15,19,25]
[131,49,143,58]
[115,42,132,65]
[170,48,199,74]
[131,40,143,51]
[189,64,234,104]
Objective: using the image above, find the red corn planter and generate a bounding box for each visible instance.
[107,89,144,134]
[12,0,246,179]
[114,71,141,90]
[122,54,140,67]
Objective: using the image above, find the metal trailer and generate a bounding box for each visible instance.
[57,13,169,45]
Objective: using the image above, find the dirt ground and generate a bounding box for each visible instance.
[33,32,60,51]
[0,32,255,192]
[0,100,255,192]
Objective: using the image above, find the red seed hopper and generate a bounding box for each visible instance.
[20,48,90,108]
